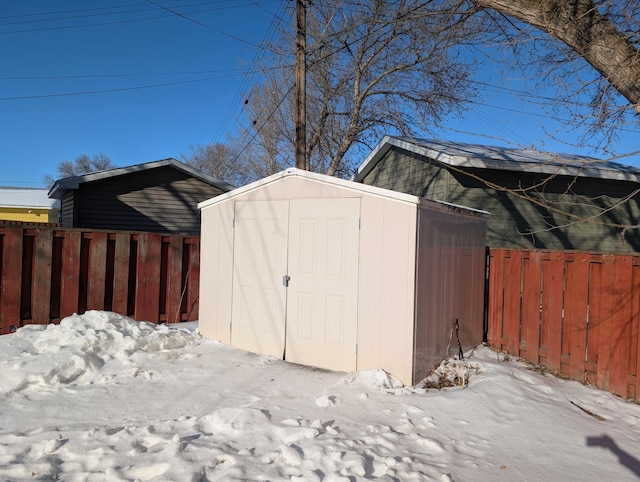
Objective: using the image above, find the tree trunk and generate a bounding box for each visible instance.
[474,0,640,113]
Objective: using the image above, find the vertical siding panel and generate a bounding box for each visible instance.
[597,256,616,391]
[521,252,542,363]
[135,233,162,323]
[502,250,522,355]
[487,249,505,347]
[87,232,108,311]
[187,237,200,321]
[540,255,564,371]
[32,229,53,324]
[166,237,183,323]
[565,253,589,381]
[60,231,81,318]
[609,255,632,397]
[112,233,131,315]
[1,228,23,334]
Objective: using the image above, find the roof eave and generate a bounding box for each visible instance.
[47,159,235,199]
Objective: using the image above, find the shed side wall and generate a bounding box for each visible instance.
[413,209,486,381]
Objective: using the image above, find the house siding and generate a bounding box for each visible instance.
[73,166,225,234]
[362,147,640,253]
[361,148,450,200]
[60,191,75,228]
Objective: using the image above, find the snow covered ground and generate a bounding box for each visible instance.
[1,311,639,481]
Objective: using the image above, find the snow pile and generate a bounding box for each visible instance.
[1,311,198,395]
[1,311,640,481]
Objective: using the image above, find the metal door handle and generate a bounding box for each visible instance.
[283,275,291,287]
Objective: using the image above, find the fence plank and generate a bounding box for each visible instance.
[187,237,200,321]
[630,264,640,399]
[32,229,53,324]
[597,257,617,391]
[521,253,542,362]
[87,232,108,311]
[609,256,633,397]
[166,237,183,324]
[565,254,589,381]
[502,250,522,355]
[487,249,505,347]
[539,256,564,371]
[60,231,81,319]
[112,233,131,315]
[1,228,23,333]
[135,233,162,323]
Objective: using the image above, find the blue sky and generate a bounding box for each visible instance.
[1,0,639,188]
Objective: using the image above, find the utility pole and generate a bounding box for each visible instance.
[295,0,307,170]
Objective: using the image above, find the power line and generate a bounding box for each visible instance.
[0,76,238,101]
[144,0,262,48]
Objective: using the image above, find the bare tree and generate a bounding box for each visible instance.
[45,154,116,187]
[242,0,478,177]
[181,135,285,187]
[473,0,640,112]
[469,0,640,150]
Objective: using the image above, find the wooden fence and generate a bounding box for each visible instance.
[0,225,200,334]
[487,248,640,399]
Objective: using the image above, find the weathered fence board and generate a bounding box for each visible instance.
[1,228,22,334]
[0,225,200,334]
[488,248,640,399]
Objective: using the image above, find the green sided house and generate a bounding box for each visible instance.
[355,136,640,253]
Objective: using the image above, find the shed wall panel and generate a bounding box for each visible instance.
[356,196,416,385]
[198,203,234,343]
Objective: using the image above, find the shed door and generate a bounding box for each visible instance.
[231,198,360,372]
[286,198,360,372]
[231,200,289,358]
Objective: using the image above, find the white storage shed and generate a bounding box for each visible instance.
[198,168,488,385]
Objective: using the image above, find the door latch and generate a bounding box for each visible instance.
[283,275,291,287]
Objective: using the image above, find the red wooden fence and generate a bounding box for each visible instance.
[488,248,640,399]
[0,225,200,334]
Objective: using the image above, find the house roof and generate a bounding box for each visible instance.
[48,158,235,200]
[198,167,490,218]
[354,136,640,183]
[0,187,60,210]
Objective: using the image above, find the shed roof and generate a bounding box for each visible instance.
[355,136,640,183]
[0,187,60,209]
[48,158,235,200]
[198,167,489,218]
